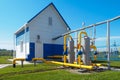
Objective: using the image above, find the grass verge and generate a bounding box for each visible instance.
[0,57,120,80]
[0,62,120,80]
[92,60,120,68]
[0,56,12,64]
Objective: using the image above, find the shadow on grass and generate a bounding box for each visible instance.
[0,67,64,79]
[92,60,107,63]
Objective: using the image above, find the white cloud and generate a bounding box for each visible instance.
[96,36,120,41]
[111,36,120,39]
[96,37,106,41]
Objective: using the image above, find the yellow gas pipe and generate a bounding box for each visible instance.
[90,45,97,60]
[78,31,88,47]
[47,55,63,59]
[63,35,72,63]
[50,61,93,70]
[32,58,47,63]
[32,58,94,70]
[13,58,25,68]
[77,31,88,64]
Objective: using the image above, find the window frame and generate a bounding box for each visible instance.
[48,17,52,26]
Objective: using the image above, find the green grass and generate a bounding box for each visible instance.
[0,63,120,80]
[92,60,120,67]
[3,70,120,80]
[110,61,120,67]
[0,56,12,64]
[0,57,120,80]
[0,63,60,79]
[0,63,59,74]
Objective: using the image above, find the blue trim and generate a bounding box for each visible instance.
[16,29,25,38]
[43,43,63,59]
[26,27,29,32]
[26,42,35,61]
[15,27,29,45]
[16,27,29,37]
[16,29,25,45]
[27,3,71,30]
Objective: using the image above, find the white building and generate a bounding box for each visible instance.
[14,3,70,61]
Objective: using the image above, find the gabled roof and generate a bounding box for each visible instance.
[27,2,71,30]
[15,3,71,35]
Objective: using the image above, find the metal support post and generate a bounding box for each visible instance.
[107,21,111,70]
[21,60,24,67]
[34,60,36,66]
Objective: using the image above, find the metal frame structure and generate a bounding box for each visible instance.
[52,16,120,70]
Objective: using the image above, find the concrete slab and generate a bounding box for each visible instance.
[0,64,11,69]
[8,59,33,65]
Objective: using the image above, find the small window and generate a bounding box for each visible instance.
[20,41,23,52]
[48,17,52,26]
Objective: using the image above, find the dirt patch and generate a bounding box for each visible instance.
[66,67,107,74]
[66,68,92,74]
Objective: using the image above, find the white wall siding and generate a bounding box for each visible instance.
[16,42,29,58]
[26,43,30,58]
[29,5,68,44]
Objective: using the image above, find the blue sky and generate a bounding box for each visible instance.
[0,0,120,50]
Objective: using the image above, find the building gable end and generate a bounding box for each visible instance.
[27,3,71,30]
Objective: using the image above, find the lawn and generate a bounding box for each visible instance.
[2,70,120,80]
[0,56,120,80]
[92,60,120,68]
[0,56,12,64]
[0,62,120,80]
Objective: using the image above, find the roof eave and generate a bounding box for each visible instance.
[14,23,28,35]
